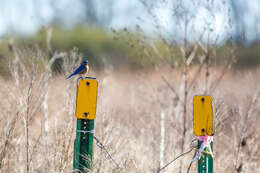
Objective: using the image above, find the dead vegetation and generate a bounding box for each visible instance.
[0,44,259,173]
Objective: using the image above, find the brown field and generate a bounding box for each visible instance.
[0,48,260,173]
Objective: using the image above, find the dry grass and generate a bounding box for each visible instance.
[0,46,259,173]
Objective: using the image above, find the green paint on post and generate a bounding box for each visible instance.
[73,119,94,172]
[198,140,213,173]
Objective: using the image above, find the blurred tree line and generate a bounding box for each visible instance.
[0,26,259,76]
[0,0,260,77]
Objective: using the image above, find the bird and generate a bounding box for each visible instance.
[66,60,89,79]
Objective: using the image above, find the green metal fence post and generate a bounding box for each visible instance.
[73,78,98,173]
[197,140,213,173]
[73,119,94,172]
[193,95,215,173]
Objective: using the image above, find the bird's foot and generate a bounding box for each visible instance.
[78,76,84,80]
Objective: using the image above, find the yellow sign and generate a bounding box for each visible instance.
[193,95,215,136]
[75,78,98,119]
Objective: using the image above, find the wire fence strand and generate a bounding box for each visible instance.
[156,147,196,173]
[93,136,202,173]
[93,136,124,172]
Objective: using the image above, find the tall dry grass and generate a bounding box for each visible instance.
[0,45,259,173]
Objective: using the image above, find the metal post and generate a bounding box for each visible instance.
[193,95,215,173]
[73,119,94,172]
[198,140,213,173]
[73,78,98,173]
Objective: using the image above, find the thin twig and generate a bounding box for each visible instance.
[160,74,183,104]
[210,58,232,92]
[0,112,18,170]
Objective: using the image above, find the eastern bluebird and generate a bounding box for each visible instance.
[66,60,89,79]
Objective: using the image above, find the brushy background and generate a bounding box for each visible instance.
[0,0,260,173]
[0,41,259,173]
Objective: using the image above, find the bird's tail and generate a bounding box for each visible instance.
[66,73,75,79]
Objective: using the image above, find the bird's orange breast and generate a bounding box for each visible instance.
[78,65,89,75]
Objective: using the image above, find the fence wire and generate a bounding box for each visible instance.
[93,136,202,173]
[156,147,196,173]
[93,136,124,172]
[156,139,198,173]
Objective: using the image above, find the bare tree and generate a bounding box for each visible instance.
[115,0,236,172]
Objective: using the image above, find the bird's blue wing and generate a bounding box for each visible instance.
[66,65,86,79]
[73,65,86,74]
